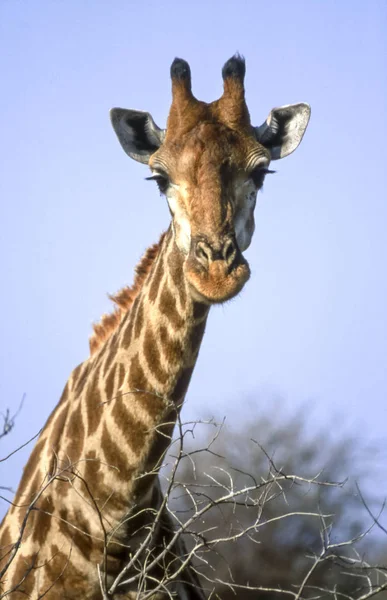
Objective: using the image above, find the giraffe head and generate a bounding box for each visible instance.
[110,55,310,304]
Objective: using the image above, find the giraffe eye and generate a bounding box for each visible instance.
[250,167,275,189]
[145,172,170,195]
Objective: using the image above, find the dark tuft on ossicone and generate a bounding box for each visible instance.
[222,54,246,81]
[171,58,191,81]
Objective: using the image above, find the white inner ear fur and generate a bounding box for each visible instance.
[166,186,191,253]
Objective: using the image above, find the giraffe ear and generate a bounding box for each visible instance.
[254,103,311,160]
[110,108,166,164]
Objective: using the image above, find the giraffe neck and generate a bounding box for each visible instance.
[0,227,210,597]
[116,224,209,410]
[67,226,210,520]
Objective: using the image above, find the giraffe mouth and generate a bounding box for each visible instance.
[185,257,251,304]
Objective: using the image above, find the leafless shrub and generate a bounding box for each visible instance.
[1,406,386,599]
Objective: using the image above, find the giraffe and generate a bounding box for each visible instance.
[0,55,310,599]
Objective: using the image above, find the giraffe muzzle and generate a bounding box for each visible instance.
[185,235,251,303]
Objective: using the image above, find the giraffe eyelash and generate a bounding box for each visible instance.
[145,173,170,194]
[250,167,276,188]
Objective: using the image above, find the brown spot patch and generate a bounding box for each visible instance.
[72,362,91,396]
[159,285,185,330]
[134,300,144,339]
[121,293,140,349]
[111,400,149,453]
[121,313,134,349]
[86,374,103,436]
[127,355,166,420]
[66,401,85,460]
[168,251,187,309]
[70,519,93,561]
[58,507,69,531]
[9,552,37,596]
[141,417,176,475]
[148,252,165,304]
[58,509,94,562]
[12,436,46,507]
[105,363,118,401]
[159,325,184,366]
[83,450,101,485]
[101,424,136,480]
[32,494,54,545]
[25,471,45,504]
[103,343,116,377]
[143,326,169,384]
[47,403,69,457]
[136,392,166,422]
[44,546,78,591]
[118,362,126,390]
[129,353,148,391]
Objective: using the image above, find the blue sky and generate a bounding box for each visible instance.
[1,1,386,511]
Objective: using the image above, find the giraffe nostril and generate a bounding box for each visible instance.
[195,241,213,266]
[223,238,237,265]
[194,238,238,267]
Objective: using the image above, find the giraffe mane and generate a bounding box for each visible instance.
[89,232,166,355]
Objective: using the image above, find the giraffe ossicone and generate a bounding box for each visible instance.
[0,54,310,599]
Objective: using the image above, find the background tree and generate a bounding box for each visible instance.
[164,406,387,599]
